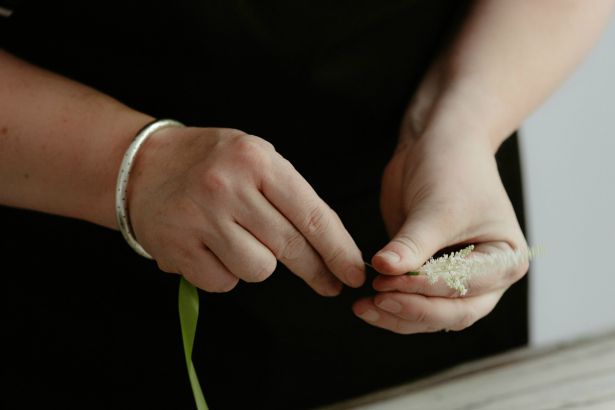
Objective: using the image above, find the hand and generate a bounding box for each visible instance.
[127,126,365,295]
[353,128,528,333]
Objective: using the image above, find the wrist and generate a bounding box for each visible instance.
[115,119,191,258]
[402,68,516,154]
[77,109,155,230]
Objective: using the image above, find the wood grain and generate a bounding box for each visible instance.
[322,330,615,410]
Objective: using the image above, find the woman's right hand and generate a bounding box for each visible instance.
[127,126,365,295]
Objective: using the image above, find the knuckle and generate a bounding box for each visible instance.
[200,169,231,195]
[219,128,248,139]
[507,260,529,283]
[183,267,239,293]
[461,311,477,329]
[232,136,270,167]
[312,268,335,287]
[279,156,297,172]
[413,277,431,295]
[180,268,199,287]
[327,205,342,222]
[244,258,277,282]
[445,284,461,298]
[213,276,239,293]
[278,231,307,261]
[324,245,346,267]
[409,307,428,324]
[305,205,329,236]
[453,308,478,331]
[248,135,276,151]
[156,260,176,274]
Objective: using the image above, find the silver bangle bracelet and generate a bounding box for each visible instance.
[115,118,185,259]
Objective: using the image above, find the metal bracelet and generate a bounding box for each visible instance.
[115,118,185,259]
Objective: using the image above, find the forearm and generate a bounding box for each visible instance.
[0,50,153,228]
[404,0,615,150]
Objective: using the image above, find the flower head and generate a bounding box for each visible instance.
[413,245,539,295]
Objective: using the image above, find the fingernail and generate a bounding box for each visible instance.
[358,309,380,322]
[377,299,402,314]
[376,251,400,265]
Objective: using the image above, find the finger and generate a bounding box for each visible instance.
[352,290,502,334]
[234,190,343,296]
[372,241,529,297]
[203,220,278,283]
[373,274,499,298]
[372,202,460,275]
[157,240,239,293]
[262,157,365,287]
[181,248,240,293]
[373,274,477,298]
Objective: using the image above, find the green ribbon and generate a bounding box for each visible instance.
[179,277,209,410]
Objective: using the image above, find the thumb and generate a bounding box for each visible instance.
[372,209,452,275]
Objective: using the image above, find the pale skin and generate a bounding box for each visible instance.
[1,0,613,334]
[355,0,615,333]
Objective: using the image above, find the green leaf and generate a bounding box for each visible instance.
[179,278,209,410]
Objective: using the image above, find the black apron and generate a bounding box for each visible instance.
[1,1,527,409]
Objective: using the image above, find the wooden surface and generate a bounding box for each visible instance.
[322,330,615,410]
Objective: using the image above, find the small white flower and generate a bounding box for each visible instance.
[413,245,539,296]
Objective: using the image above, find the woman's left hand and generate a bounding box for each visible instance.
[353,128,529,334]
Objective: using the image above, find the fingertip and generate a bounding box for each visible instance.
[372,275,390,291]
[345,265,366,288]
[351,301,362,316]
[311,273,344,297]
[373,241,423,275]
[352,298,379,321]
[372,249,404,275]
[322,280,344,297]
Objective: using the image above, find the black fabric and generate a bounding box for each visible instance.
[1,1,528,409]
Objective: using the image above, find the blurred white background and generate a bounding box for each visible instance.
[521,16,615,346]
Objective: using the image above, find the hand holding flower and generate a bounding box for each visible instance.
[353,123,529,334]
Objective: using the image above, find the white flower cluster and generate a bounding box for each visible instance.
[416,244,539,296]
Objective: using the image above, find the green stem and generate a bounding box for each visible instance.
[179,278,209,410]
